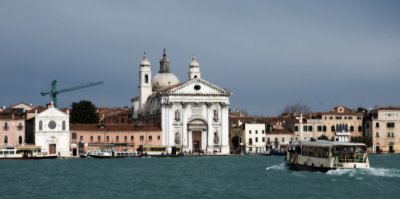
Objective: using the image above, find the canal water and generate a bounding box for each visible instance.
[0,155,399,199]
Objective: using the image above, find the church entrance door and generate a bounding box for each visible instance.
[192,131,202,153]
[49,144,56,155]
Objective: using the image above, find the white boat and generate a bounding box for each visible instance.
[0,146,57,160]
[86,150,138,158]
[286,140,370,172]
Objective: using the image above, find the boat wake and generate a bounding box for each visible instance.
[265,163,287,171]
[326,167,400,178]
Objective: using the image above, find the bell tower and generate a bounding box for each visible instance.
[188,56,201,80]
[139,52,152,110]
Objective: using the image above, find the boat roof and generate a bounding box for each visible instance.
[298,141,366,147]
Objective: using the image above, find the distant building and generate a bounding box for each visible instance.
[293,106,364,142]
[0,112,25,148]
[97,108,131,124]
[70,124,162,153]
[229,115,294,154]
[364,107,400,153]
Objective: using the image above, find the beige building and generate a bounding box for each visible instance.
[293,106,364,142]
[364,107,400,153]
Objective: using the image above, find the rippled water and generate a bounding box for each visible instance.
[0,155,399,199]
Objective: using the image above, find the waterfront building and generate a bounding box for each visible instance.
[70,124,162,153]
[0,112,25,148]
[364,107,400,153]
[26,103,71,157]
[131,50,231,154]
[229,115,295,154]
[293,106,364,142]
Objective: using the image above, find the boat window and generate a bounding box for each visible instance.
[4,151,9,155]
[10,151,14,155]
[0,151,2,155]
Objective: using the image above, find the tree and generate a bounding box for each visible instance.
[70,100,99,123]
[281,102,311,117]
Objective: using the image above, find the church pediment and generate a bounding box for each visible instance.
[37,107,69,118]
[162,78,231,96]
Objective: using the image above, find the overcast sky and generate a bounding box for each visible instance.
[1,0,399,115]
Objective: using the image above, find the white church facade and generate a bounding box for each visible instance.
[132,50,231,154]
[34,104,71,157]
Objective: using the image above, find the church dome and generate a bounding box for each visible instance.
[152,49,180,91]
[152,73,180,91]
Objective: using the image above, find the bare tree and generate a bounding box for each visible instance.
[281,102,311,117]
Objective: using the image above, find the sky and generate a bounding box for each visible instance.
[0,0,399,115]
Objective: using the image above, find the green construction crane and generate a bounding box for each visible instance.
[41,80,104,107]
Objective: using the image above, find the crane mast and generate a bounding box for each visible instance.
[41,80,104,107]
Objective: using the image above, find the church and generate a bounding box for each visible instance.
[131,50,231,155]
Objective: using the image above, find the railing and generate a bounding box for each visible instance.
[334,154,367,163]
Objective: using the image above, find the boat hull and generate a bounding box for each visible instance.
[286,162,332,172]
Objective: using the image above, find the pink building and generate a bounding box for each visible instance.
[70,124,162,153]
[0,112,25,147]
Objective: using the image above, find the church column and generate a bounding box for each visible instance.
[206,102,213,153]
[182,102,188,151]
[221,102,230,154]
[188,130,193,152]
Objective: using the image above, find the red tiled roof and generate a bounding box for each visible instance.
[27,106,47,113]
[374,106,400,111]
[70,124,161,132]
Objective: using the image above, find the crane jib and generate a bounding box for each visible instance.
[41,80,104,107]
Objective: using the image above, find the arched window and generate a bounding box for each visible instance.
[19,136,23,145]
[4,136,8,144]
[144,75,149,83]
[62,121,66,131]
[39,121,43,131]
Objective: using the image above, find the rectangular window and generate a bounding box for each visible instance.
[282,137,285,142]
[249,138,253,145]
[348,116,353,120]
[249,130,251,134]
[317,126,322,132]
[262,130,265,134]
[255,137,258,142]
[376,132,379,138]
[158,135,160,140]
[392,132,395,137]
[308,126,313,131]
[329,117,333,120]
[359,126,363,131]
[267,138,270,145]
[303,126,307,132]
[255,130,258,134]
[294,126,299,132]
[331,126,335,132]
[262,137,265,142]
[140,136,144,141]
[131,136,134,141]
[149,136,152,141]
[90,136,93,142]
[80,136,83,141]
[387,123,395,128]
[323,126,327,132]
[387,132,391,138]
[336,116,342,120]
[106,136,109,142]
[98,136,101,141]
[124,136,127,141]
[376,122,380,128]
[116,136,119,142]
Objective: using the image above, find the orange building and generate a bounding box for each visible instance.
[70,124,162,153]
